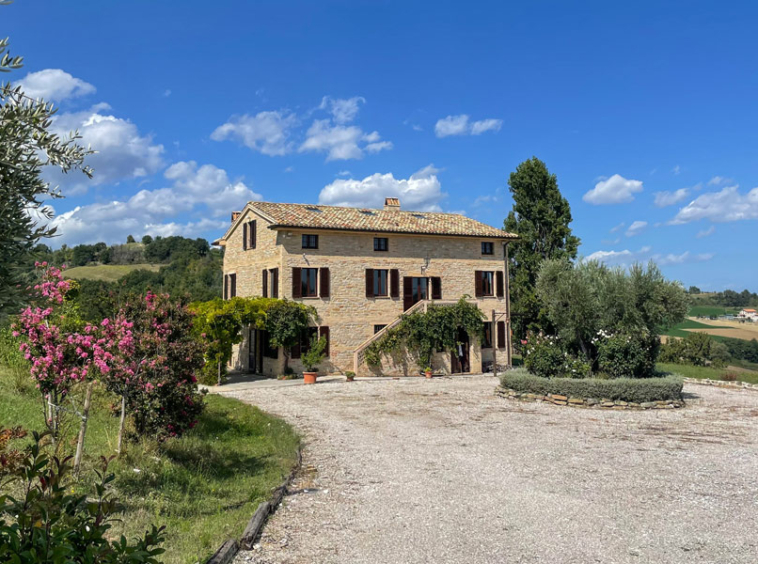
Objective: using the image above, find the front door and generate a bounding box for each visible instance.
[451,329,470,373]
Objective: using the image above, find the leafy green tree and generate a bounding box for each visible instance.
[688,285,701,294]
[265,300,316,370]
[141,234,153,245]
[126,234,136,244]
[0,29,92,317]
[503,158,580,340]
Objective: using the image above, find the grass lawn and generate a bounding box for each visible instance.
[663,318,732,340]
[63,263,162,282]
[0,366,300,564]
[687,305,739,318]
[657,362,758,385]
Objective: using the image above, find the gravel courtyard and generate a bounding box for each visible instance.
[224,375,758,564]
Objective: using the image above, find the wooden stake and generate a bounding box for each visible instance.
[74,381,94,475]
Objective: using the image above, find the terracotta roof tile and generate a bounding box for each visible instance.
[247,201,517,239]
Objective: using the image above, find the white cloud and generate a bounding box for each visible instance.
[211,110,297,156]
[671,185,758,224]
[47,103,164,194]
[318,164,445,211]
[18,69,95,101]
[625,220,648,237]
[319,96,365,124]
[654,188,689,207]
[434,114,502,137]
[583,174,644,205]
[585,246,713,268]
[655,251,714,266]
[696,226,715,238]
[708,176,731,186]
[48,162,261,246]
[299,119,391,161]
[609,222,625,233]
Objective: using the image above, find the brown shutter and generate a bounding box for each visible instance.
[496,271,504,298]
[431,277,442,300]
[390,269,400,298]
[403,277,413,311]
[292,267,302,298]
[320,268,330,298]
[474,271,483,297]
[242,223,248,250]
[271,268,279,298]
[223,274,228,300]
[250,220,256,249]
[319,326,330,358]
[262,269,268,297]
[365,268,374,298]
[497,321,506,348]
[230,273,237,298]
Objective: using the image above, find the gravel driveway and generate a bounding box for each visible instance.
[223,375,758,564]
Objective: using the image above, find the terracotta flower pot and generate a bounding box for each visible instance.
[303,371,317,384]
[425,370,433,379]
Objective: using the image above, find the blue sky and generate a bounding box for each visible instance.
[8,1,758,290]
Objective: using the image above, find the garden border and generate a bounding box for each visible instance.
[495,386,685,409]
[206,447,303,564]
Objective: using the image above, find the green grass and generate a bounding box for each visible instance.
[657,362,758,385]
[687,305,739,318]
[0,366,300,564]
[63,263,162,282]
[663,318,732,340]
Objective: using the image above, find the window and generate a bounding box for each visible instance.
[374,237,389,252]
[300,327,319,355]
[479,271,495,296]
[373,269,388,296]
[412,277,428,303]
[482,322,493,349]
[302,234,318,249]
[263,268,279,298]
[301,268,318,297]
[262,330,278,359]
[374,324,387,334]
[224,273,237,300]
[481,242,494,255]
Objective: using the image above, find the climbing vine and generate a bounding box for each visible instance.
[365,298,485,369]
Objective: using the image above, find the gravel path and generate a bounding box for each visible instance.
[224,375,758,564]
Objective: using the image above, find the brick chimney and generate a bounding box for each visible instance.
[384,197,400,211]
[231,211,241,222]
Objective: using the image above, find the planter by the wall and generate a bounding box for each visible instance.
[303,371,317,384]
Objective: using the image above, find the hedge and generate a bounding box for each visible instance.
[500,370,684,403]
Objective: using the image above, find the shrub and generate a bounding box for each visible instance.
[500,369,684,403]
[0,430,166,563]
[597,332,656,378]
[301,335,327,372]
[524,337,589,378]
[659,332,730,368]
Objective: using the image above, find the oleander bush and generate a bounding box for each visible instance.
[500,369,684,403]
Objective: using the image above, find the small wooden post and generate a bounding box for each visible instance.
[74,381,94,475]
[116,395,126,455]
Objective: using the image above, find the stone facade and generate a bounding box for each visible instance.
[223,206,512,377]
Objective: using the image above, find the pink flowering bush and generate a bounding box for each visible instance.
[100,292,205,442]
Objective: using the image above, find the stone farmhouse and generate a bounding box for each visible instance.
[738,308,758,322]
[215,198,518,377]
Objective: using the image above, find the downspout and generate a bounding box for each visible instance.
[503,241,513,368]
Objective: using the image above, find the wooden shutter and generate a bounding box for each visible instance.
[320,268,330,298]
[390,269,400,298]
[431,277,442,300]
[474,271,483,297]
[365,269,374,298]
[242,223,248,251]
[262,269,268,298]
[319,326,330,358]
[497,321,506,348]
[496,271,504,298]
[223,274,228,300]
[403,277,413,311]
[292,267,302,298]
[230,273,237,298]
[271,268,279,298]
[250,220,256,249]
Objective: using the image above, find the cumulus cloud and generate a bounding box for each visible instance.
[583,174,644,205]
[671,185,758,224]
[708,176,731,186]
[47,103,164,194]
[318,165,445,211]
[585,246,714,268]
[655,251,714,266]
[299,120,391,161]
[625,220,648,237]
[319,96,365,124]
[210,110,297,156]
[49,161,260,246]
[18,69,95,101]
[434,114,502,137]
[654,188,689,208]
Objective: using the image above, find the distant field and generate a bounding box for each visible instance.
[663,318,732,340]
[688,305,740,317]
[657,362,758,385]
[63,263,161,282]
[686,317,758,341]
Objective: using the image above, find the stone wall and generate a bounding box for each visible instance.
[495,387,685,409]
[224,212,510,376]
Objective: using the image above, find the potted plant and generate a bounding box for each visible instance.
[424,366,433,378]
[345,370,356,382]
[301,335,327,384]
